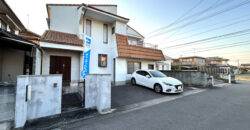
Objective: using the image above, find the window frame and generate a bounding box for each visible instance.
[86,19,92,37]
[103,24,108,44]
[127,61,141,74]
[98,54,107,67]
[112,27,115,34]
[1,19,7,30]
[148,64,154,70]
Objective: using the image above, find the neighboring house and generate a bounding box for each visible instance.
[241,64,250,71]
[19,30,41,45]
[0,0,41,128]
[156,55,172,71]
[206,57,229,66]
[206,57,231,74]
[0,0,40,83]
[38,3,164,89]
[171,56,206,70]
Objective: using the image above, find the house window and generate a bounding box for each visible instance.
[1,20,7,30]
[148,64,154,70]
[127,61,141,74]
[128,40,137,46]
[98,54,107,67]
[112,27,115,34]
[9,27,14,33]
[86,19,91,37]
[103,24,108,43]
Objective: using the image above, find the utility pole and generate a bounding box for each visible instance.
[179,55,182,70]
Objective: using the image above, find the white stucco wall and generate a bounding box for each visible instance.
[1,48,24,82]
[127,26,144,39]
[41,48,80,82]
[84,18,116,80]
[115,21,127,35]
[49,6,79,34]
[115,58,157,84]
[15,75,62,128]
[0,46,2,81]
[91,6,117,14]
[34,48,41,75]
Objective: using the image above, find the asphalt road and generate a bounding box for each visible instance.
[63,81,250,130]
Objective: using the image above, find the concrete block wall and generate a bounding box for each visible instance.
[161,70,212,88]
[85,74,111,112]
[15,75,62,128]
[0,85,15,130]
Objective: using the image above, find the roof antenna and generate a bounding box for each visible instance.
[27,14,29,29]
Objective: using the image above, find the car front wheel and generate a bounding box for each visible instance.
[154,84,162,93]
[131,78,136,85]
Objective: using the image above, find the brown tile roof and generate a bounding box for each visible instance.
[40,30,83,46]
[116,34,165,61]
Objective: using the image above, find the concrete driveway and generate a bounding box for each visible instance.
[111,84,192,108]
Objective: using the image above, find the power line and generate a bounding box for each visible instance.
[146,0,227,36]
[161,29,250,49]
[160,0,228,41]
[180,41,250,54]
[178,40,250,54]
[147,0,250,39]
[160,17,250,45]
[172,12,250,36]
[145,0,205,36]
[166,39,250,55]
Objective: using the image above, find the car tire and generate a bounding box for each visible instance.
[131,78,136,85]
[154,84,162,93]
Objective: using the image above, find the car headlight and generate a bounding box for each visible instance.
[163,82,173,86]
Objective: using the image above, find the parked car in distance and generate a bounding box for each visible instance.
[131,70,183,93]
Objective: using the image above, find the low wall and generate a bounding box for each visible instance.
[85,74,111,112]
[15,74,62,128]
[161,70,212,87]
[0,84,15,130]
[219,74,236,83]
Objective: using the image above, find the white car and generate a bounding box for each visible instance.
[131,70,183,93]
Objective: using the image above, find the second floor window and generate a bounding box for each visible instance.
[86,19,91,37]
[1,20,7,30]
[103,24,108,43]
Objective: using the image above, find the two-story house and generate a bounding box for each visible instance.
[171,56,206,70]
[206,57,229,66]
[240,64,250,71]
[0,0,42,127]
[38,3,164,92]
[0,0,40,83]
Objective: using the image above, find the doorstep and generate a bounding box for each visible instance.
[23,108,98,130]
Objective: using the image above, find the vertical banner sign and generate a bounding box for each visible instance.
[81,36,91,79]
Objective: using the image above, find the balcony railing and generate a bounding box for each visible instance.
[143,43,158,49]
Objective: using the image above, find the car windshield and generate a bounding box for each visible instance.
[149,71,166,78]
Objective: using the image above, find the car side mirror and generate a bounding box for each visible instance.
[146,75,151,78]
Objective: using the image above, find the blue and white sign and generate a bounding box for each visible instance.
[81,36,92,79]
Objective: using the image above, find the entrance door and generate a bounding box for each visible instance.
[50,56,71,85]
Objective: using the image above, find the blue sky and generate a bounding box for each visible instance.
[6,0,250,65]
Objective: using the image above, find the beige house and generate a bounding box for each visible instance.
[171,56,206,70]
